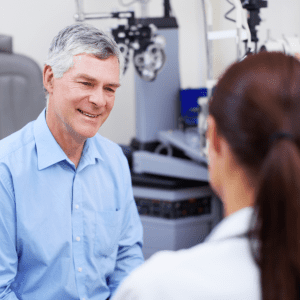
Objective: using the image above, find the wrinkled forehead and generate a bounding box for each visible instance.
[68,53,120,82]
[72,53,121,75]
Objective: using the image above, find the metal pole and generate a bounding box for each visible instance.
[74,0,85,21]
[203,0,213,81]
[198,0,213,157]
[80,12,114,20]
[233,0,242,61]
[140,0,148,18]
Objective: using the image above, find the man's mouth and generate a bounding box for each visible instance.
[78,109,101,118]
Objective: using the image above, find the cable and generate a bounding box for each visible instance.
[118,0,151,7]
[225,0,236,23]
[224,0,246,30]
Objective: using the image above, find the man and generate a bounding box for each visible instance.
[0,23,144,300]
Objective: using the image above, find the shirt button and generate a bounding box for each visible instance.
[78,267,82,272]
[75,205,79,209]
[76,236,81,242]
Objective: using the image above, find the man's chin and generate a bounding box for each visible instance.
[76,130,98,141]
[66,123,98,142]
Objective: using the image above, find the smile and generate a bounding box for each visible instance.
[78,109,101,118]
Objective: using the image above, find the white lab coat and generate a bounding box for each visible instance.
[112,207,261,300]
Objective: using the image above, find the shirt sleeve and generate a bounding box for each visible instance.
[0,165,20,300]
[107,153,144,296]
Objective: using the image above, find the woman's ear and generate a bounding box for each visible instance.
[207,115,222,155]
[43,65,54,95]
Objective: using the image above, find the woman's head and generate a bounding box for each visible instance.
[208,51,300,300]
[208,52,300,193]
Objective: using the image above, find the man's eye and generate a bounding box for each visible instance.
[105,87,115,92]
[81,82,92,86]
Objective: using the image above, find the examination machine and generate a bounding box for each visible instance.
[73,0,277,259]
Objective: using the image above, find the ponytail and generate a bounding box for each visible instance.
[249,138,300,300]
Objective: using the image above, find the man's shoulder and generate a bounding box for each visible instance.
[0,121,35,162]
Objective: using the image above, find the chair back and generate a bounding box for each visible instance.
[0,35,45,139]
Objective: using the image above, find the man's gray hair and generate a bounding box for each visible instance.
[44,23,122,105]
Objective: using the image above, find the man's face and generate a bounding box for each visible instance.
[46,53,120,142]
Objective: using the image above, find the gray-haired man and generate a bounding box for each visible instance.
[0,23,144,300]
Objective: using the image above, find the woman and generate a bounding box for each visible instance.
[112,52,300,300]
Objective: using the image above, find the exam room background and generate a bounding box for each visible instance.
[1,0,299,145]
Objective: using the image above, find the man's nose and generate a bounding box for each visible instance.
[89,89,106,106]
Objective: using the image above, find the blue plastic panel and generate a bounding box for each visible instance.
[180,88,207,126]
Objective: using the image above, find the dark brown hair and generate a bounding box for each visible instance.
[209,52,300,300]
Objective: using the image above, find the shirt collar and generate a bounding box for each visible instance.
[34,108,103,171]
[80,134,104,168]
[205,206,254,243]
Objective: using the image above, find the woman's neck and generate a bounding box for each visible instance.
[221,168,256,217]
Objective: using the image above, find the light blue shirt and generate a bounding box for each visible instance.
[0,108,144,300]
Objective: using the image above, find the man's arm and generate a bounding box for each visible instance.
[0,168,20,300]
[107,156,144,295]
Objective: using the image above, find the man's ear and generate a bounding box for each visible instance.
[43,65,54,94]
[207,115,222,155]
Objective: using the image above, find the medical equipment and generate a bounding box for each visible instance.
[73,1,260,172]
[72,0,262,180]
[112,23,166,81]
[75,1,167,81]
[197,0,268,158]
[134,185,222,259]
[241,0,268,53]
[142,0,257,174]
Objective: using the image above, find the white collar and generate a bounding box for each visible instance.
[205,206,254,243]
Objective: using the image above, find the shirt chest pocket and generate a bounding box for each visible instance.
[94,210,121,257]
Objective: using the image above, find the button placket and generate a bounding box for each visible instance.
[72,173,86,298]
